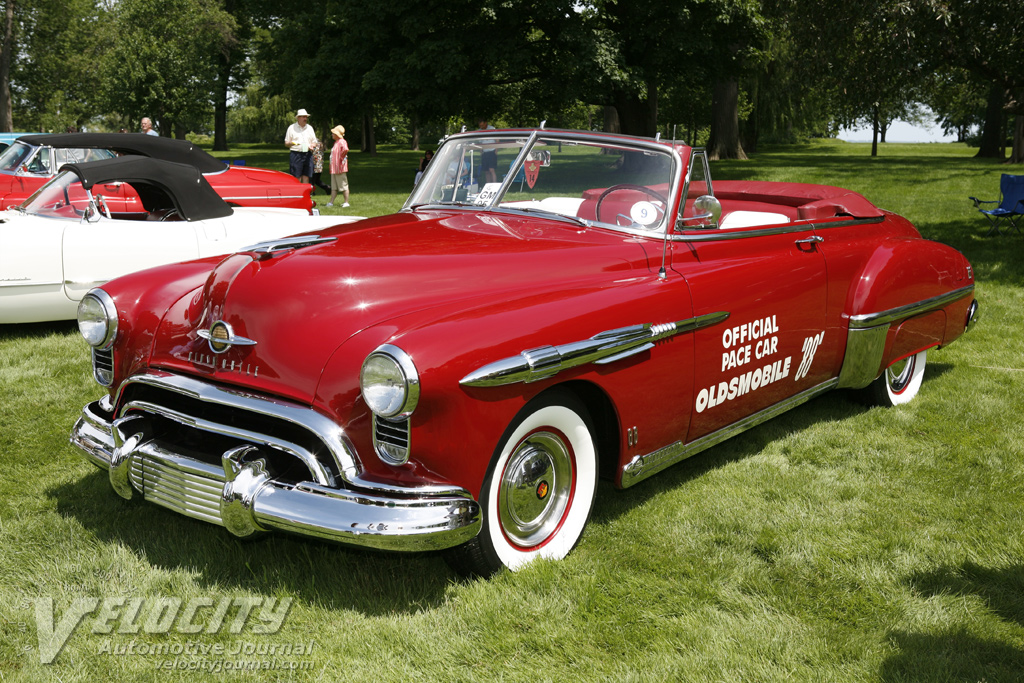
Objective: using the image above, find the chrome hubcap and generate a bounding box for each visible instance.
[498,431,573,548]
[886,355,915,393]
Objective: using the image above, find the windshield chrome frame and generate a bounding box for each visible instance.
[405,129,687,240]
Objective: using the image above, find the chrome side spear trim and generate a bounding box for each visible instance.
[460,311,730,388]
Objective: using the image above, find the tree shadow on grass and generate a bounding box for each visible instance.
[880,563,1024,682]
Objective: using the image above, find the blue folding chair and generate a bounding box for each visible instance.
[970,174,1024,235]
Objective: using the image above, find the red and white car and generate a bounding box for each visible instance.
[70,128,978,576]
[0,133,314,213]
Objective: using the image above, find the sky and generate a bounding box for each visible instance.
[838,111,958,143]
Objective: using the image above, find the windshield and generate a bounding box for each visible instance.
[0,141,115,175]
[21,170,95,219]
[406,132,679,232]
[0,141,35,173]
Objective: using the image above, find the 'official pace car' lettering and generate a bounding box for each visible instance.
[697,314,795,413]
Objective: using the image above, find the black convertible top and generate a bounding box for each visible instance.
[60,156,233,221]
[20,133,227,174]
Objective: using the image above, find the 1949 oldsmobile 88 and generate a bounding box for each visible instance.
[70,127,978,576]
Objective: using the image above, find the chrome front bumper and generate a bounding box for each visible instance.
[71,399,481,552]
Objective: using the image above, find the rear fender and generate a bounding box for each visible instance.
[837,239,973,389]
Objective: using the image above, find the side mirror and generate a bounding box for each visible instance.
[693,195,722,228]
[675,195,721,231]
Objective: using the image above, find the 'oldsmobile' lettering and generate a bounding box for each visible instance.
[695,356,792,413]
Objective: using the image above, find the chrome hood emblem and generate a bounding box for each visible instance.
[197,320,257,354]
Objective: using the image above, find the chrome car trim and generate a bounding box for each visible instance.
[460,312,730,388]
[835,326,890,389]
[114,371,359,484]
[671,216,884,242]
[621,379,839,487]
[848,284,975,329]
[240,234,336,258]
[0,279,63,288]
[836,284,976,389]
[363,344,420,419]
[69,400,482,552]
[121,398,336,488]
[966,299,980,331]
[198,320,258,354]
[372,415,411,466]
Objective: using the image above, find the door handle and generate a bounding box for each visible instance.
[795,235,824,251]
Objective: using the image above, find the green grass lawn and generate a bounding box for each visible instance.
[2,140,1022,681]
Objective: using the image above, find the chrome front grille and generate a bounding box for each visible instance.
[373,416,410,465]
[92,348,114,386]
[127,443,226,526]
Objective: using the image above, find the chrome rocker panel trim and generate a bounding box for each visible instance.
[837,284,976,389]
[461,312,730,388]
[621,379,839,487]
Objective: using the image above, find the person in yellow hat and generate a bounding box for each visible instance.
[328,124,350,208]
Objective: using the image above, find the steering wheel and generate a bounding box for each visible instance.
[159,208,181,222]
[594,184,667,226]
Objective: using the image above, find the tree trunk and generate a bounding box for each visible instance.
[1011,114,1024,165]
[213,53,230,151]
[976,83,1005,159]
[411,113,419,151]
[602,106,620,134]
[0,0,14,132]
[871,105,879,158]
[707,79,747,161]
[174,123,187,140]
[879,119,888,144]
[611,77,657,138]
[361,108,377,155]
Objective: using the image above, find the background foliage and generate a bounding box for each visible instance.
[0,0,1021,160]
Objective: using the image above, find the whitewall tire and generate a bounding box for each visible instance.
[868,350,928,407]
[445,391,598,577]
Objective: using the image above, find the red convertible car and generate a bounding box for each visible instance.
[70,128,978,576]
[0,133,314,213]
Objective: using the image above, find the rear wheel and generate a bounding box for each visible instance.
[445,391,598,577]
[865,350,928,407]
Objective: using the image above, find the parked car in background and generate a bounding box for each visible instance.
[1,156,361,323]
[0,133,315,213]
[70,127,978,577]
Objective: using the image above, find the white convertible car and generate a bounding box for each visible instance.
[0,156,362,323]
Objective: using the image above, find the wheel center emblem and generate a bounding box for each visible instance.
[536,481,549,500]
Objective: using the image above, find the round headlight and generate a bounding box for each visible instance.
[77,289,118,349]
[360,345,419,419]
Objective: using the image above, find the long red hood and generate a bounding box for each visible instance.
[149,210,653,403]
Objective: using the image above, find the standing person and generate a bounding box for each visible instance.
[328,125,350,208]
[140,117,158,136]
[309,137,331,195]
[284,109,317,184]
[414,149,434,186]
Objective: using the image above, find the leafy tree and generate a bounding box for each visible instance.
[100,0,235,137]
[914,0,1024,162]
[12,0,109,132]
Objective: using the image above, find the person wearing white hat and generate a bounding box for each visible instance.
[284,108,317,183]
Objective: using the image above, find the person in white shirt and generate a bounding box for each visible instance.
[284,108,317,183]
[140,117,158,136]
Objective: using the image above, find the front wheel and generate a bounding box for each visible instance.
[864,350,928,407]
[445,391,598,577]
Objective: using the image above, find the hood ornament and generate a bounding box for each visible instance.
[198,320,257,354]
